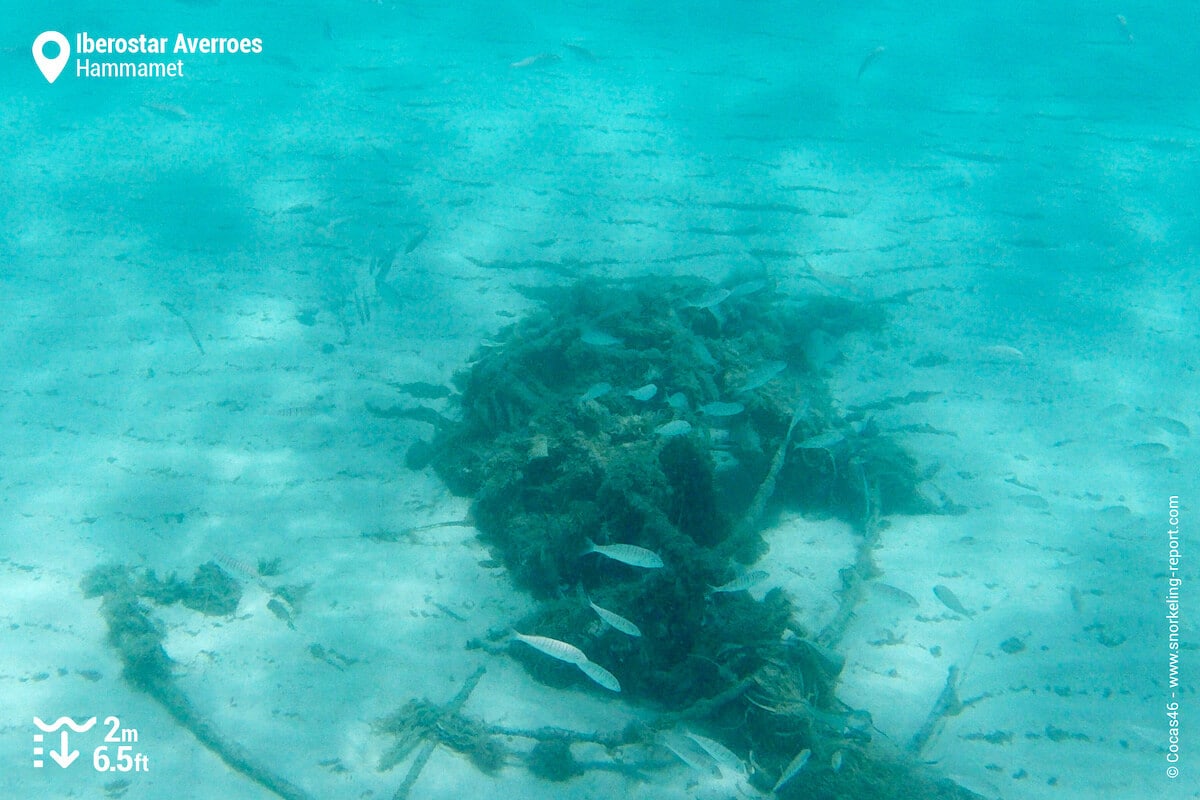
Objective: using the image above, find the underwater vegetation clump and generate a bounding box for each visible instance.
[419,276,968,795]
[432,277,927,594]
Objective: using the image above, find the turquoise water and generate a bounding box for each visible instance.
[4,2,1197,799]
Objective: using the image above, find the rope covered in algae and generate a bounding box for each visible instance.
[91,580,315,800]
[149,678,314,800]
[817,466,883,649]
[735,405,805,540]
[392,666,487,800]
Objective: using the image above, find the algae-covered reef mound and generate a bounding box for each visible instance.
[419,276,947,792]
[431,276,927,598]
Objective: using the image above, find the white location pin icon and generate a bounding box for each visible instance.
[33,31,70,84]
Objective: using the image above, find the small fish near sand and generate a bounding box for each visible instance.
[932,584,975,617]
[576,659,621,692]
[510,52,562,69]
[684,731,748,779]
[869,581,919,608]
[583,539,664,569]
[512,632,588,664]
[1115,14,1135,43]
[980,344,1024,362]
[708,569,769,595]
[857,45,886,80]
[143,101,190,120]
[512,631,622,692]
[662,736,718,776]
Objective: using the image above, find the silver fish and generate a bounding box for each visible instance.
[932,584,974,617]
[589,599,642,637]
[709,569,768,594]
[870,582,919,608]
[772,748,811,793]
[654,419,692,437]
[728,279,767,297]
[584,539,664,569]
[512,632,588,665]
[666,391,691,411]
[661,736,719,776]
[510,52,560,69]
[579,382,612,403]
[684,732,747,779]
[982,344,1024,361]
[831,749,844,772]
[857,45,886,81]
[580,328,622,347]
[576,659,621,692]
[699,401,744,417]
[736,361,786,393]
[686,289,731,309]
[627,383,658,401]
[795,430,844,450]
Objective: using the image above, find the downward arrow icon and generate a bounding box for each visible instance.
[49,731,77,768]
